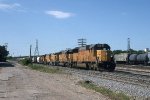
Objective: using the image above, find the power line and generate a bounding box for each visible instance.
[34,39,39,56]
[78,38,87,47]
[29,45,32,60]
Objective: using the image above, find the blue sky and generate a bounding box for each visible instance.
[0,0,150,56]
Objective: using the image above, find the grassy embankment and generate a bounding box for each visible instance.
[78,80,131,100]
[19,58,62,74]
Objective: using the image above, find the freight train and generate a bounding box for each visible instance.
[33,44,116,71]
[114,52,150,65]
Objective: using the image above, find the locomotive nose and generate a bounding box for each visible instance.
[96,50,111,62]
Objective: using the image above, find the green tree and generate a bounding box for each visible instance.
[0,45,9,62]
[137,50,145,54]
[113,49,146,55]
[113,50,128,54]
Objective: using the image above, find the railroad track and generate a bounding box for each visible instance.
[60,67,150,87]
[33,63,150,87]
[116,64,150,71]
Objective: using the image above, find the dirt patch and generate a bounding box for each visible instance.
[0,62,110,100]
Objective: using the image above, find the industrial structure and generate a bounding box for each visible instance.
[34,39,39,57]
[78,38,87,47]
[127,38,131,52]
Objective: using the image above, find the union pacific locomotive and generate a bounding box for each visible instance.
[34,44,116,71]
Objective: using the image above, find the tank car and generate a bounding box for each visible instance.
[114,52,150,65]
[129,54,138,64]
[148,52,150,65]
[136,53,150,65]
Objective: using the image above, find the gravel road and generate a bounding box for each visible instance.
[0,62,109,100]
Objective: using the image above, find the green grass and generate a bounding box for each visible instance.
[18,58,31,66]
[78,80,130,100]
[18,58,62,74]
[27,64,62,74]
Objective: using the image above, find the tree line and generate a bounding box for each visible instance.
[113,49,145,55]
[0,45,9,62]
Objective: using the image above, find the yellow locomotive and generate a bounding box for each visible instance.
[38,43,116,71]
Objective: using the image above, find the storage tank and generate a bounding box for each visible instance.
[129,54,137,61]
[144,48,149,52]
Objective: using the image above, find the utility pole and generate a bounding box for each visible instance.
[127,38,131,53]
[29,45,32,61]
[78,38,86,47]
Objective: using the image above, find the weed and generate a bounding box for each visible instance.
[78,80,130,100]
[28,64,62,74]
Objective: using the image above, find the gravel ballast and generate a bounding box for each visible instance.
[61,67,150,99]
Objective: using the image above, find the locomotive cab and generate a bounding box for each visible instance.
[90,44,116,71]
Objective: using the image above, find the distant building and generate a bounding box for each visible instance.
[144,48,149,52]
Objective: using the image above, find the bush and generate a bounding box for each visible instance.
[7,56,12,59]
[20,58,32,66]
[0,45,9,62]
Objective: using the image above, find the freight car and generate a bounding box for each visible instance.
[36,43,116,71]
[129,54,138,64]
[129,53,150,65]
[114,52,150,65]
[114,53,129,64]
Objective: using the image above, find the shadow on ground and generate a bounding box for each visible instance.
[0,62,14,67]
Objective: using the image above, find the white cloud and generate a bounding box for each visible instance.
[45,10,74,19]
[0,3,21,10]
